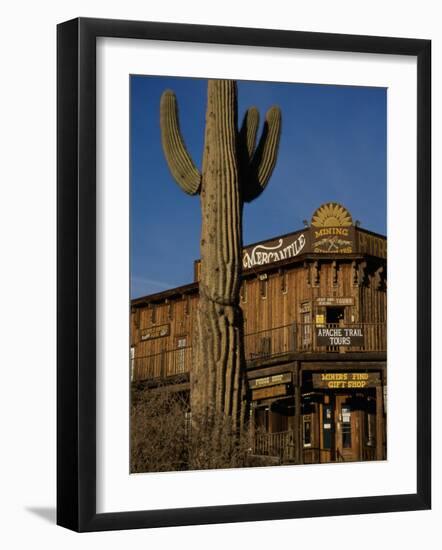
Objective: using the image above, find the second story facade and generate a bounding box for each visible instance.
[130,203,387,383]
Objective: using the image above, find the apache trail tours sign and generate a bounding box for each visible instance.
[315,326,364,346]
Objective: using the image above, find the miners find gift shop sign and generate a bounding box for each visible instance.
[313,372,381,389]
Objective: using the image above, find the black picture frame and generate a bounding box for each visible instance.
[57,17,431,532]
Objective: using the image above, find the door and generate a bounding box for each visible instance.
[335,395,361,461]
[301,310,312,350]
[326,306,345,324]
[175,337,187,374]
[320,401,333,463]
[325,307,345,351]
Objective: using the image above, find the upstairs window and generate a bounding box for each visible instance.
[259,275,268,299]
[240,281,247,303]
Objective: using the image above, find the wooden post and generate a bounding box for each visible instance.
[339,318,345,354]
[375,384,384,460]
[331,393,336,462]
[249,402,256,455]
[294,362,302,464]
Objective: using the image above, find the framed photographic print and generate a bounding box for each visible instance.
[57,17,431,532]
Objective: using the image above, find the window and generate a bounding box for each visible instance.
[240,280,247,302]
[365,398,377,447]
[133,308,140,328]
[322,405,332,449]
[301,310,311,347]
[303,415,312,447]
[167,301,173,320]
[341,406,352,448]
[259,276,267,299]
[281,271,288,294]
[150,305,157,324]
[326,306,345,324]
[366,411,376,446]
[176,337,187,374]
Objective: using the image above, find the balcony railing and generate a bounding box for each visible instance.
[132,322,386,381]
[244,322,386,361]
[253,430,295,460]
[133,346,192,381]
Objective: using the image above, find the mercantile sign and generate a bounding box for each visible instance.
[242,232,306,269]
[193,202,386,277]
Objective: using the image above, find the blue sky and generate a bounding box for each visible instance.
[130,76,386,299]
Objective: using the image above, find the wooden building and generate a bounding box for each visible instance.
[131,203,387,464]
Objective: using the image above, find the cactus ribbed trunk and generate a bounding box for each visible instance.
[159,78,281,462]
[192,81,245,433]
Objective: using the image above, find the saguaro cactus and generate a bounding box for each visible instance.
[160,80,281,447]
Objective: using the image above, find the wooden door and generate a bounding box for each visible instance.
[175,336,187,374]
[335,395,361,462]
[319,402,333,463]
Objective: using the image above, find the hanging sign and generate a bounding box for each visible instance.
[315,326,364,346]
[316,297,354,306]
[312,372,381,389]
[311,202,355,253]
[140,324,170,341]
[249,372,292,389]
[252,384,288,401]
[242,231,307,269]
[315,314,325,325]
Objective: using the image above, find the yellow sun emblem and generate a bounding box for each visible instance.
[311,202,353,227]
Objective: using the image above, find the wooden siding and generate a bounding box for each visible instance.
[131,256,386,382]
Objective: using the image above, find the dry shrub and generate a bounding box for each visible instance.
[130,383,189,473]
[130,382,250,473]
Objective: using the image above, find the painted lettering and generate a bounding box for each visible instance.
[243,234,306,269]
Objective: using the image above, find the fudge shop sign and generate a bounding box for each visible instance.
[315,326,364,346]
[243,231,306,269]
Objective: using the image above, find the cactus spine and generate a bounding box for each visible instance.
[160,80,281,445]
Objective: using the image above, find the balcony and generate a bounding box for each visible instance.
[132,322,386,382]
[133,345,192,381]
[244,322,386,362]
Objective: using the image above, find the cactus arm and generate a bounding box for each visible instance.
[160,90,201,195]
[239,107,259,159]
[243,106,281,203]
